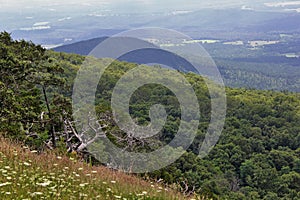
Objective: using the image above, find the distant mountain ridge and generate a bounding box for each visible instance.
[53,33,300,93]
[52,9,300,93]
[54,37,198,74]
[53,37,108,55]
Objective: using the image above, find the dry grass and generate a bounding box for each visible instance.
[0,136,199,199]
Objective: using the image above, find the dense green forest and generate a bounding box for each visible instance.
[1,32,300,199]
[201,40,300,92]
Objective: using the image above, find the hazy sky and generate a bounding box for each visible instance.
[0,0,285,10]
[1,0,299,33]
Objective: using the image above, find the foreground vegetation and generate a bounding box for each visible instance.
[1,32,300,199]
[0,137,187,199]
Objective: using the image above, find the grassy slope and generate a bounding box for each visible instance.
[0,137,194,200]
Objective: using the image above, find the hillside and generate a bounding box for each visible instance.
[1,32,300,199]
[0,137,186,199]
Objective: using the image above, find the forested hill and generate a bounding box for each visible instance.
[1,32,300,199]
[53,37,108,55]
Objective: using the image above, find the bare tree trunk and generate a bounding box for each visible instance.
[42,85,56,148]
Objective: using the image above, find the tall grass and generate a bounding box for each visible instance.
[0,137,193,200]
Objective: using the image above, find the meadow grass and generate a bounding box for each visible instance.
[0,137,194,200]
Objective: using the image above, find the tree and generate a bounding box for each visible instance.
[0,32,69,149]
[0,32,44,141]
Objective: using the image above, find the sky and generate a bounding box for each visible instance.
[0,0,282,10]
[1,0,300,13]
[1,0,300,28]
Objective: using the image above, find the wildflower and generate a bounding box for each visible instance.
[37,180,52,187]
[111,180,116,184]
[50,185,57,190]
[0,182,12,187]
[142,191,147,195]
[80,193,88,197]
[23,162,31,166]
[114,195,122,199]
[31,192,43,196]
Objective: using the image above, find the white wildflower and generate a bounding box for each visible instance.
[37,180,52,187]
[0,182,12,187]
[23,162,31,166]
